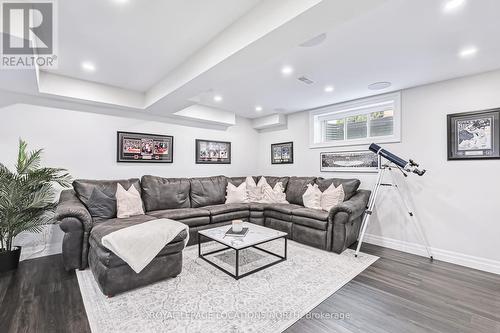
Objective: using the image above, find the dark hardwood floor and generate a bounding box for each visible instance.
[1,244,499,333]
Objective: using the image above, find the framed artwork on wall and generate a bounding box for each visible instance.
[117,131,173,163]
[320,150,379,172]
[195,139,231,164]
[447,108,500,160]
[271,141,294,164]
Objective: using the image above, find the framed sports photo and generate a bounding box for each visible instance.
[195,139,231,164]
[447,108,500,160]
[320,150,379,172]
[117,131,173,163]
[271,142,294,164]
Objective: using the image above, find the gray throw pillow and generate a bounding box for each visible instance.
[86,188,117,219]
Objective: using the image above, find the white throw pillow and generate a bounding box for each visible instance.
[225,182,249,204]
[256,176,268,188]
[302,184,322,210]
[261,181,288,204]
[246,176,263,202]
[116,183,145,218]
[321,183,345,211]
[245,176,257,187]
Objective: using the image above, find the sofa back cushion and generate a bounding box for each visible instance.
[190,176,228,208]
[285,177,316,205]
[73,178,141,220]
[141,175,191,211]
[227,176,259,186]
[315,177,360,201]
[262,176,289,191]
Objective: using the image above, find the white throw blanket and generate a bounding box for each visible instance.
[101,218,189,273]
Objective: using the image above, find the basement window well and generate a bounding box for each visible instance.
[309,92,401,148]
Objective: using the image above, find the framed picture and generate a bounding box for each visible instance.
[320,150,379,172]
[195,139,231,164]
[447,108,500,160]
[271,142,294,164]
[117,131,173,163]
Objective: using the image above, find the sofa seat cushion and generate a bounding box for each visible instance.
[204,203,250,215]
[265,203,302,214]
[263,204,302,222]
[292,207,329,221]
[291,208,329,230]
[249,203,269,211]
[90,215,187,244]
[211,211,250,223]
[147,209,210,228]
[90,236,186,268]
[147,208,210,220]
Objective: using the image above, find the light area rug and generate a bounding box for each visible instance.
[76,240,378,333]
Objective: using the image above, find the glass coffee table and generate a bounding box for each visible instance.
[198,222,287,280]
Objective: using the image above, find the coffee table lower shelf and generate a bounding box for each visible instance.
[198,233,287,280]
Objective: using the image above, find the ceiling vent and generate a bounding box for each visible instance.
[298,76,314,85]
[299,33,327,47]
[368,82,392,90]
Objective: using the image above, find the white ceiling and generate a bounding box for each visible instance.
[48,0,262,91]
[1,0,500,125]
[196,0,500,118]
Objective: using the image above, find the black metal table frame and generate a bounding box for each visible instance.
[198,233,287,280]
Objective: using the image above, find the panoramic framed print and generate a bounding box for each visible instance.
[320,150,379,172]
[447,108,500,160]
[195,139,231,164]
[117,131,173,163]
[271,141,294,164]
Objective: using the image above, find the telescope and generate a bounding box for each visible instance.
[369,143,426,176]
[355,143,433,260]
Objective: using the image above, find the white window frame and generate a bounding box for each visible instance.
[309,92,401,148]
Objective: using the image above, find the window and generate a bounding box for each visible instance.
[310,92,401,148]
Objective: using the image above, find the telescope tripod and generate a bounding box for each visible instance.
[354,163,434,260]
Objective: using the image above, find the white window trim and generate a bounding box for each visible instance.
[309,91,401,148]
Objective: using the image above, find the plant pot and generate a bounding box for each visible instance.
[0,246,22,273]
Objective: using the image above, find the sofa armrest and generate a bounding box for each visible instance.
[55,189,93,270]
[55,189,92,231]
[328,189,371,224]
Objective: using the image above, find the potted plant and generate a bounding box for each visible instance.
[0,139,71,273]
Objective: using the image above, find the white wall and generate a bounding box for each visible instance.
[0,104,259,259]
[0,104,259,179]
[257,70,500,274]
[3,71,500,274]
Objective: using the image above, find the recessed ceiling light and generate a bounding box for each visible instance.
[459,46,478,58]
[113,0,129,4]
[81,61,96,72]
[281,66,294,76]
[443,0,466,12]
[213,95,223,102]
[324,85,335,93]
[368,82,391,90]
[255,106,263,112]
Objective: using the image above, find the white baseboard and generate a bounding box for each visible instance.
[363,233,500,275]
